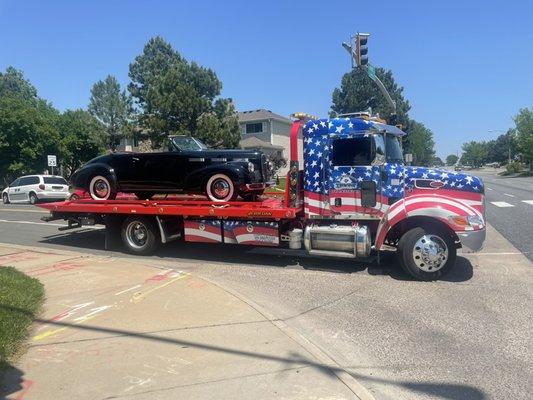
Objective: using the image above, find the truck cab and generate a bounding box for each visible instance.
[300,116,486,280]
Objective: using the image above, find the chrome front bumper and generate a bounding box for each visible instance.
[456,228,486,253]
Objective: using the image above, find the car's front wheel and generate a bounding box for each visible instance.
[205,174,237,202]
[2,193,9,204]
[89,175,116,201]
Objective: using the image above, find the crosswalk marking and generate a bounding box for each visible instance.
[491,201,514,208]
[503,193,515,197]
[522,200,533,205]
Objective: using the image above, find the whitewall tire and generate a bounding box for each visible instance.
[89,175,114,201]
[206,174,236,202]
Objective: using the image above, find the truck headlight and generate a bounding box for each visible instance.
[247,162,255,173]
[449,215,484,227]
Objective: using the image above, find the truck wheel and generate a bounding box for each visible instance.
[89,175,116,201]
[121,216,159,255]
[397,227,456,281]
[205,174,237,202]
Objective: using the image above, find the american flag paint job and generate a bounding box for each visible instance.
[184,220,222,243]
[223,221,279,246]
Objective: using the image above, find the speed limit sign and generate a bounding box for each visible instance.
[47,155,57,167]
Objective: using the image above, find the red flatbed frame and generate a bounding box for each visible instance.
[39,196,301,220]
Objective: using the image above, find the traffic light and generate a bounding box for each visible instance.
[356,33,369,66]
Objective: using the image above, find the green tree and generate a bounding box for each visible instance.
[0,66,37,100]
[446,154,459,166]
[406,120,435,166]
[0,96,60,184]
[513,107,533,170]
[331,67,411,129]
[461,141,488,168]
[128,36,239,148]
[58,110,106,178]
[89,75,133,150]
[432,156,444,167]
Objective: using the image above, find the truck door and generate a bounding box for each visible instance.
[328,134,383,217]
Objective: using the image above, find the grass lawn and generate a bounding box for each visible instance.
[0,267,44,372]
[265,176,287,194]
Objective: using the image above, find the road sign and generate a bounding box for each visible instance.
[47,155,57,167]
[366,64,377,81]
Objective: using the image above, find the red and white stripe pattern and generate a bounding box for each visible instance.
[375,191,485,250]
[184,220,222,243]
[305,190,389,218]
[223,221,279,246]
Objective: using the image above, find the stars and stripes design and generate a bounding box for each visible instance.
[184,220,222,243]
[223,221,279,246]
[404,167,484,194]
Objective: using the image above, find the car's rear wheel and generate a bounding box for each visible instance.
[29,192,38,205]
[2,193,9,204]
[89,175,116,201]
[135,192,155,200]
[205,174,237,202]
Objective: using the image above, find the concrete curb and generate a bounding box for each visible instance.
[0,241,376,400]
[194,276,376,400]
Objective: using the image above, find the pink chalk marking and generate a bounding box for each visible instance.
[15,379,33,400]
[28,261,86,276]
[144,269,173,283]
[0,252,39,264]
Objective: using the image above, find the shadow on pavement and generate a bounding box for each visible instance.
[38,229,474,282]
[0,304,486,400]
[0,364,25,400]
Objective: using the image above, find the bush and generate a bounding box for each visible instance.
[505,161,525,174]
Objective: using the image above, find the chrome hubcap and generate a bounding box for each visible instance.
[93,179,109,198]
[412,234,448,272]
[126,222,148,249]
[212,179,230,198]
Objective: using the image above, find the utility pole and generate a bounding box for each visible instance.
[342,33,397,120]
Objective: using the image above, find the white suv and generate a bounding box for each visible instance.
[2,175,69,204]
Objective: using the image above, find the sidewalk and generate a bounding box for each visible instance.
[0,244,363,400]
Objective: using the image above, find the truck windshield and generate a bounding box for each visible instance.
[171,136,207,151]
[385,135,403,163]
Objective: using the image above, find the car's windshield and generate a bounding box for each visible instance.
[385,134,404,162]
[171,136,207,151]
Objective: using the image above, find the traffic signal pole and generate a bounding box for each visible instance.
[342,33,397,118]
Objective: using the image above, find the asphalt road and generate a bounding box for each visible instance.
[472,169,533,261]
[0,201,532,400]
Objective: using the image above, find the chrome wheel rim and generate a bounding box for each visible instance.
[412,234,448,272]
[29,194,36,204]
[212,179,230,199]
[125,221,148,249]
[3,194,8,203]
[93,179,109,198]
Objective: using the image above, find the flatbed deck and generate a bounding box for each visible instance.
[38,196,301,220]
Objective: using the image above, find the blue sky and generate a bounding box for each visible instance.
[1,0,531,158]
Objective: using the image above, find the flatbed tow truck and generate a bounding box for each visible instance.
[39,113,486,281]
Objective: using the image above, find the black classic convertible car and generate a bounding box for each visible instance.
[71,136,273,202]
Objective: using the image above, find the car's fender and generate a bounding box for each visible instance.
[184,163,246,192]
[71,162,117,191]
[375,193,485,250]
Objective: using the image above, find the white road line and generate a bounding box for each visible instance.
[490,201,514,208]
[503,193,515,198]
[522,200,533,205]
[486,187,493,191]
[0,219,101,229]
[115,284,142,296]
[0,208,49,213]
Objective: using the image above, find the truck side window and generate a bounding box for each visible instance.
[332,137,372,166]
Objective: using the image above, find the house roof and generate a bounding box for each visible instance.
[240,136,284,150]
[237,109,291,124]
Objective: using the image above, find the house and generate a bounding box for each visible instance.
[237,109,303,175]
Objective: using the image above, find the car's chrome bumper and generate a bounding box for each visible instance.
[456,228,486,253]
[37,191,69,200]
[241,183,267,192]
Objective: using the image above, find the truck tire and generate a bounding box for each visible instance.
[397,227,456,281]
[121,216,159,255]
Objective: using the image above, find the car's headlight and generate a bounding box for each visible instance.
[247,162,255,173]
[267,161,274,171]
